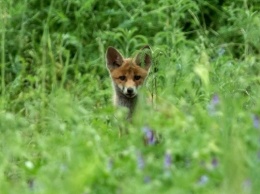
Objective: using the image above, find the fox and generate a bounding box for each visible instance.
[106,45,152,119]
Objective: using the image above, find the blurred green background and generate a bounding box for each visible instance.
[0,0,260,193]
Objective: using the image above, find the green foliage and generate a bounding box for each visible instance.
[1,0,260,193]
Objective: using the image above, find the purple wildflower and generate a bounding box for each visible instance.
[217,47,225,57]
[107,158,113,171]
[144,176,151,184]
[211,94,220,106]
[208,94,220,115]
[257,150,260,161]
[164,152,172,169]
[243,179,252,193]
[211,157,219,168]
[198,175,209,186]
[163,152,172,178]
[252,114,259,129]
[137,152,145,170]
[27,179,34,190]
[142,126,156,145]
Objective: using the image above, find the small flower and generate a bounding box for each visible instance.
[211,94,220,106]
[208,94,220,115]
[257,150,260,161]
[164,152,172,169]
[144,176,151,183]
[217,47,225,57]
[242,179,252,193]
[198,175,209,186]
[163,151,172,177]
[142,126,156,145]
[211,157,219,168]
[137,152,145,170]
[107,158,113,171]
[252,114,259,129]
[27,179,34,190]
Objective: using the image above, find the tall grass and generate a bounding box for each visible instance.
[0,0,260,193]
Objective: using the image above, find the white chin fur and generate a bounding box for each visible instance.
[124,93,137,98]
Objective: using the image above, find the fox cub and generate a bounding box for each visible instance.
[106,45,152,119]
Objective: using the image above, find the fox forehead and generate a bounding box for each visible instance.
[110,58,148,78]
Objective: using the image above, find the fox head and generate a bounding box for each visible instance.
[106,45,152,98]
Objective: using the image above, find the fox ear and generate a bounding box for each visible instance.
[135,45,152,70]
[106,47,124,71]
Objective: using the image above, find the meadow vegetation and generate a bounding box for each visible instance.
[0,0,260,193]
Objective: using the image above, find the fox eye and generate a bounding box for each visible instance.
[134,75,141,81]
[119,76,126,81]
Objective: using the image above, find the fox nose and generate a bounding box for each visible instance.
[127,88,134,94]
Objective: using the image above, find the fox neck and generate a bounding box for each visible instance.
[114,84,137,118]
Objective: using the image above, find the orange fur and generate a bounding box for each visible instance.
[106,46,152,119]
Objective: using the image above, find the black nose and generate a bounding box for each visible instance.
[127,88,134,94]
